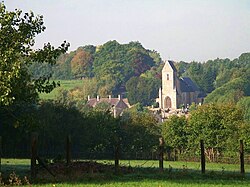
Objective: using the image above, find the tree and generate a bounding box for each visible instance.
[126,76,160,106]
[121,107,160,157]
[162,115,188,153]
[237,97,250,122]
[94,60,125,95]
[175,61,189,77]
[92,40,158,94]
[70,48,93,78]
[183,61,203,91]
[205,77,250,104]
[0,3,69,106]
[188,103,244,159]
[200,66,215,93]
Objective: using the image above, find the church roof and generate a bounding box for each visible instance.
[168,60,177,72]
[182,77,200,91]
[179,77,200,92]
[198,92,207,98]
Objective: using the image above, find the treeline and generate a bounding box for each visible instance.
[30,41,250,107]
[29,40,162,104]
[1,98,249,161]
[175,53,250,105]
[176,53,249,92]
[0,100,159,159]
[162,103,250,161]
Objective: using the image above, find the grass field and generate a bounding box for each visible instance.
[39,80,84,100]
[1,159,250,186]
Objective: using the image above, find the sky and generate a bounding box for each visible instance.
[4,0,250,62]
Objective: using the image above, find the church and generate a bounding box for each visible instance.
[156,60,205,110]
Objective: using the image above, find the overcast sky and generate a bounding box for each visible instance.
[5,0,250,62]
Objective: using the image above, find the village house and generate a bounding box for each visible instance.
[87,95,130,117]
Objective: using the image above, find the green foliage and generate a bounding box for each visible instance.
[94,102,111,112]
[148,50,161,65]
[39,79,85,100]
[93,40,158,95]
[205,77,250,104]
[28,35,250,107]
[94,60,125,95]
[3,159,250,186]
[174,61,189,77]
[70,47,93,78]
[0,99,160,159]
[31,40,162,100]
[188,103,244,153]
[181,54,249,97]
[126,76,160,106]
[237,96,250,122]
[0,3,69,106]
[52,78,99,102]
[81,45,96,54]
[121,108,160,155]
[52,52,75,79]
[162,115,188,151]
[183,62,203,90]
[160,103,248,159]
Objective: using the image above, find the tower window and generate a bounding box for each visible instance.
[167,74,169,80]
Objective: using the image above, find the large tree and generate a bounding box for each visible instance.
[70,47,93,78]
[162,115,188,153]
[188,103,245,159]
[126,76,160,106]
[0,3,69,106]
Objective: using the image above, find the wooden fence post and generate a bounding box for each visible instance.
[114,144,119,173]
[31,132,38,180]
[0,136,2,172]
[66,135,71,165]
[159,137,164,172]
[200,140,205,174]
[240,140,245,174]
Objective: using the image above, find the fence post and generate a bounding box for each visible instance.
[66,135,71,165]
[240,140,245,174]
[114,144,119,173]
[200,140,205,174]
[174,149,177,161]
[31,132,38,180]
[159,137,164,172]
[0,136,2,172]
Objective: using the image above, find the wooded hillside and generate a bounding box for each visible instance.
[29,41,250,108]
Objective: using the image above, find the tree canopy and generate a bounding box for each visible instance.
[0,3,69,106]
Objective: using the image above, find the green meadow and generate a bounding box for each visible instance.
[39,80,83,100]
[1,159,250,186]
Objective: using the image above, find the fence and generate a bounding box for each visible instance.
[0,134,249,181]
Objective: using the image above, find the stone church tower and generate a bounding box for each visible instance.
[158,60,178,109]
[157,60,205,110]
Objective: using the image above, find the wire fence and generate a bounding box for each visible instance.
[0,134,249,180]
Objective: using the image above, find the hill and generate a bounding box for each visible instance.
[30,41,250,107]
[30,41,162,99]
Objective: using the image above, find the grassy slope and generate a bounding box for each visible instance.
[1,159,250,186]
[39,80,83,100]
